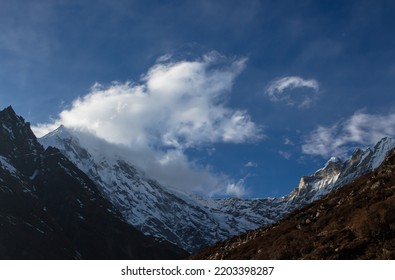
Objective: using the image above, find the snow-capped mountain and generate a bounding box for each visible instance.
[3,105,393,257]
[39,125,289,252]
[288,137,395,206]
[191,145,395,260]
[39,123,395,253]
[0,106,187,259]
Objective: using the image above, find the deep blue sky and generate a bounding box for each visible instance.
[1,0,395,198]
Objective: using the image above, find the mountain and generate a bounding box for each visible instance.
[4,105,393,258]
[39,121,395,253]
[39,126,290,252]
[191,146,395,260]
[0,106,187,259]
[287,137,395,206]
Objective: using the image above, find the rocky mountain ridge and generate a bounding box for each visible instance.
[287,137,395,204]
[39,120,395,252]
[0,106,187,259]
[191,146,395,259]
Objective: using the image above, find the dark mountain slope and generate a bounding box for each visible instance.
[191,148,395,260]
[0,106,187,259]
[0,160,77,259]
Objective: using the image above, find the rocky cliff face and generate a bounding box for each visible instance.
[287,137,395,206]
[191,147,395,260]
[0,106,187,259]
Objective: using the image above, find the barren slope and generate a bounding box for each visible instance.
[191,148,395,260]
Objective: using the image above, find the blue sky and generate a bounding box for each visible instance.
[1,0,395,198]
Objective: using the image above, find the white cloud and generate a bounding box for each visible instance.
[33,53,263,196]
[225,179,247,197]
[244,161,258,167]
[265,76,319,108]
[302,111,395,158]
[156,53,172,63]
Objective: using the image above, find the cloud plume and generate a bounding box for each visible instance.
[33,53,263,196]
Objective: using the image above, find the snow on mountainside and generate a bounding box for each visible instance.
[191,146,395,260]
[0,106,187,259]
[39,125,395,253]
[39,126,289,252]
[287,137,395,206]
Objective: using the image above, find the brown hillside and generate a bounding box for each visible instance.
[191,148,395,260]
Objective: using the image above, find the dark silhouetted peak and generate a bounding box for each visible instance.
[0,106,44,176]
[2,105,16,115]
[0,106,187,259]
[0,106,37,142]
[0,106,29,130]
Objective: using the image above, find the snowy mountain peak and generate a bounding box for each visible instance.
[43,124,69,138]
[328,156,340,163]
[371,137,395,169]
[38,123,395,252]
[315,156,342,175]
[289,137,395,205]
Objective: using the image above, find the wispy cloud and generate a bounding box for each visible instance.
[265,76,319,108]
[279,151,292,160]
[284,137,294,146]
[244,161,258,167]
[33,53,263,197]
[302,111,395,158]
[225,179,248,197]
